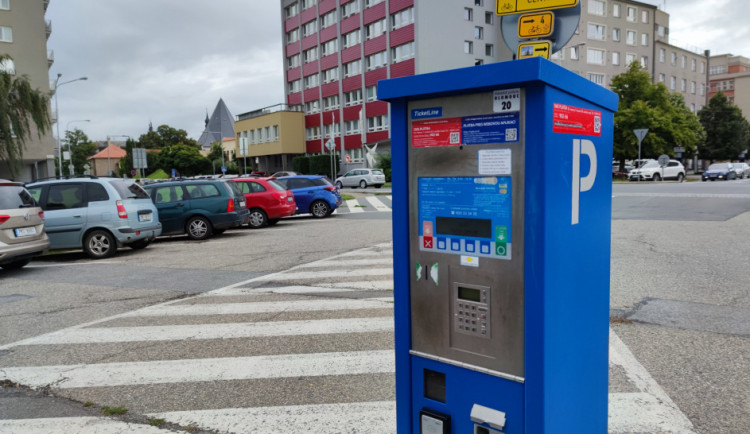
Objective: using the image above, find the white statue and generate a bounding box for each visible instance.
[365,143,378,168]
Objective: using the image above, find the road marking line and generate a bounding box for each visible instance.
[615,192,750,199]
[325,280,394,290]
[7,317,394,345]
[609,329,696,433]
[257,268,393,281]
[296,258,393,267]
[0,417,168,433]
[216,284,394,295]
[0,350,395,389]
[149,401,397,434]
[126,299,392,317]
[365,196,391,212]
[345,199,365,213]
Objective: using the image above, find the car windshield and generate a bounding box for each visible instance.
[0,185,35,208]
[708,163,730,171]
[641,161,659,168]
[267,180,286,191]
[108,180,150,199]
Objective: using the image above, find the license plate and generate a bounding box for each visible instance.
[14,227,37,237]
[138,213,152,222]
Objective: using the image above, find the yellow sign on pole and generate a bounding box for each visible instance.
[497,0,578,16]
[517,41,552,60]
[518,12,554,38]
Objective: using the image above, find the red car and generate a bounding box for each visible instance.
[232,178,297,228]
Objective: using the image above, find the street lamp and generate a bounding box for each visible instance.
[53,74,88,178]
[64,119,90,176]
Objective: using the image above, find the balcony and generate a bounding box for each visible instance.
[45,20,52,39]
[47,50,54,68]
[236,104,304,121]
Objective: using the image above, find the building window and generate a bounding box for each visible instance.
[626,30,636,45]
[691,59,696,71]
[587,48,605,65]
[367,115,388,132]
[589,73,605,85]
[288,79,301,93]
[321,39,338,56]
[302,0,317,10]
[464,7,473,21]
[691,81,696,94]
[320,11,337,29]
[680,79,686,92]
[304,47,318,63]
[625,53,636,65]
[658,73,665,83]
[306,126,321,140]
[304,73,320,89]
[641,10,649,23]
[657,25,666,37]
[366,50,387,70]
[305,100,320,113]
[342,0,360,17]
[612,52,620,66]
[700,61,705,73]
[344,59,362,77]
[323,95,340,110]
[588,23,605,40]
[248,130,255,144]
[366,85,377,102]
[464,41,473,54]
[485,12,494,25]
[343,29,361,48]
[302,20,318,37]
[659,48,665,63]
[589,0,605,16]
[366,18,387,39]
[613,3,621,17]
[670,76,676,90]
[285,2,299,18]
[681,55,687,68]
[641,33,648,46]
[474,26,484,40]
[474,0,483,6]
[626,7,636,22]
[322,67,339,83]
[0,57,14,74]
[700,83,706,96]
[286,28,299,44]
[287,54,300,68]
[612,28,620,42]
[640,56,648,68]
[485,43,494,57]
[345,120,360,135]
[391,7,413,29]
[344,89,362,106]
[475,59,484,66]
[570,46,580,60]
[391,42,415,63]
[0,26,12,43]
[365,0,384,7]
[671,52,677,65]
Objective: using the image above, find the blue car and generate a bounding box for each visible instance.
[275,175,342,218]
[701,163,736,181]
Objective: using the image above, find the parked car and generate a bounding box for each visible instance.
[270,171,299,178]
[143,179,249,240]
[628,159,685,182]
[275,175,342,218]
[0,181,50,269]
[612,161,634,174]
[731,162,750,179]
[334,168,386,189]
[701,163,737,181]
[233,177,296,228]
[26,177,161,259]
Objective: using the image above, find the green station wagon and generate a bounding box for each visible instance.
[143,179,249,240]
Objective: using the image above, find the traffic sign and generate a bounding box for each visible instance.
[501,3,580,56]
[657,154,670,167]
[518,12,554,38]
[633,129,648,143]
[517,40,552,59]
[497,0,578,16]
[673,146,685,153]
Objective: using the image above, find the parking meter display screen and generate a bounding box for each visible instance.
[418,177,512,260]
[458,286,482,302]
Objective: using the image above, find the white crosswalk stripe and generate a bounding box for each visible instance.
[0,242,694,434]
[336,195,392,213]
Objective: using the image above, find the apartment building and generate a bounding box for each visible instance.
[555,0,708,113]
[0,0,56,181]
[707,54,750,120]
[235,104,305,174]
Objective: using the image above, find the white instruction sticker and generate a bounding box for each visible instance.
[493,88,521,113]
[478,149,512,175]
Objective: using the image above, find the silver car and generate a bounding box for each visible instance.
[335,168,386,189]
[0,181,49,269]
[732,162,750,179]
[26,178,162,259]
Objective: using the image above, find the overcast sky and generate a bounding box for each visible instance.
[46,0,748,142]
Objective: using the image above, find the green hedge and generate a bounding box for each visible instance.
[292,155,339,177]
[292,156,309,174]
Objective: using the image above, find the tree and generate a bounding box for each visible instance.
[610,62,704,169]
[62,128,97,176]
[0,55,51,178]
[157,144,210,177]
[698,91,750,162]
[138,124,197,149]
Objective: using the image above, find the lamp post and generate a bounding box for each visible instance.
[106,135,130,177]
[64,119,90,176]
[53,74,88,178]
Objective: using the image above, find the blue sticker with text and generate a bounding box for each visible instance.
[461,113,519,145]
[411,107,443,120]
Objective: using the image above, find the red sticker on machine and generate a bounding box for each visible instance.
[412,118,462,147]
[552,103,602,136]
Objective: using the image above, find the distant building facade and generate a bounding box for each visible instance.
[197,98,236,154]
[708,54,750,119]
[234,104,306,174]
[0,0,56,181]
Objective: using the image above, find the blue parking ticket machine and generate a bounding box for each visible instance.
[379,58,618,433]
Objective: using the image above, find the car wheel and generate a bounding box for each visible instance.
[248,209,268,229]
[128,239,150,250]
[311,200,331,218]
[1,258,31,270]
[186,216,213,240]
[336,181,343,189]
[652,173,661,182]
[267,219,280,226]
[677,173,684,183]
[83,229,117,259]
[359,180,367,188]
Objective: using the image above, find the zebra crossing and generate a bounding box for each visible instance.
[0,243,694,433]
[335,195,392,214]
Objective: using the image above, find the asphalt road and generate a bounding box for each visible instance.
[0,180,747,433]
